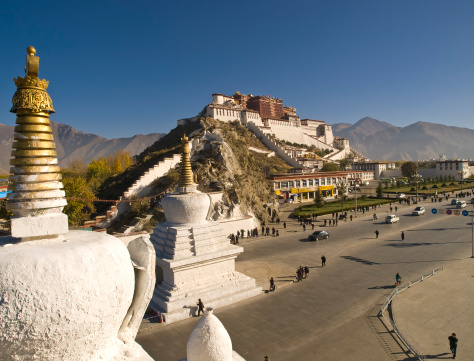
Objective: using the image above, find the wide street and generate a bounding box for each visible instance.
[137,197,473,361]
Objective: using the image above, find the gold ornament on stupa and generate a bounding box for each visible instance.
[7,46,68,238]
[177,134,195,193]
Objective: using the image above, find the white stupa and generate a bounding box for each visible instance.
[0,47,156,361]
[149,135,262,323]
[183,309,246,361]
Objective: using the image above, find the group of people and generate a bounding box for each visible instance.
[295,265,310,282]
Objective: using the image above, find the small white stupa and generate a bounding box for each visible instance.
[182,309,246,361]
[149,135,261,323]
[0,47,156,361]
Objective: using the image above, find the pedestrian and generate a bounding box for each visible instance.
[304,265,309,278]
[395,273,402,286]
[197,298,204,316]
[276,230,279,236]
[350,215,353,221]
[312,223,314,230]
[448,333,458,359]
[395,206,398,212]
[303,224,306,231]
[269,277,275,292]
[264,356,270,361]
[321,255,326,267]
[375,230,379,238]
[283,221,286,229]
[401,231,405,241]
[324,219,327,226]
[272,227,275,236]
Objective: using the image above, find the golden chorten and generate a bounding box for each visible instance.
[7,46,68,238]
[177,134,195,193]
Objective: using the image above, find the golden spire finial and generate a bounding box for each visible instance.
[7,46,68,239]
[178,134,195,193]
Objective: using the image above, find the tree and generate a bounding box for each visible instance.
[321,162,340,172]
[129,196,150,217]
[62,177,96,226]
[339,182,347,211]
[376,182,384,199]
[314,189,325,208]
[0,199,12,231]
[338,158,350,171]
[400,161,417,178]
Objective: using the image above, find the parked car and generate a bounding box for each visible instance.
[456,201,467,209]
[308,230,329,241]
[412,206,425,216]
[285,199,293,203]
[397,193,405,199]
[385,214,400,224]
[451,198,459,205]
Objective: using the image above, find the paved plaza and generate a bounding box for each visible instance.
[137,196,474,361]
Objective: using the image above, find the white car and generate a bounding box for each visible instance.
[385,214,400,224]
[412,206,425,216]
[397,193,405,199]
[456,201,467,209]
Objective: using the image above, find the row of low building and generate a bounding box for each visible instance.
[269,170,374,202]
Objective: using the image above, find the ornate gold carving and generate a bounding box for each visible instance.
[11,88,55,113]
[13,76,49,90]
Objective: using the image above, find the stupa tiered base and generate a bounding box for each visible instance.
[149,220,262,324]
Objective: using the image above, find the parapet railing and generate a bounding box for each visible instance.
[379,265,444,361]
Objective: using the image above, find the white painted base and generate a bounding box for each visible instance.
[10,212,68,238]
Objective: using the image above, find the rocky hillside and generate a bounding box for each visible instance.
[0,122,164,174]
[332,117,474,160]
[96,118,292,224]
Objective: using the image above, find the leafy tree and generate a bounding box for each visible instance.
[339,182,347,211]
[321,162,340,172]
[86,158,112,191]
[129,196,150,217]
[376,182,384,199]
[400,161,417,178]
[338,158,350,171]
[313,189,325,209]
[113,157,123,174]
[62,177,96,226]
[0,199,12,231]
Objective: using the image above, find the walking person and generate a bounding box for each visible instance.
[375,230,379,238]
[448,332,458,359]
[395,273,402,286]
[401,231,405,241]
[304,265,309,278]
[321,255,326,267]
[269,277,275,292]
[196,298,204,316]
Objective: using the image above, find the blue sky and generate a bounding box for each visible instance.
[1,1,473,138]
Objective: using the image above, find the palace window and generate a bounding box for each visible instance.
[296,181,300,187]
[302,180,307,187]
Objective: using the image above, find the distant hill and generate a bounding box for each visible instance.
[0,122,164,174]
[332,117,474,161]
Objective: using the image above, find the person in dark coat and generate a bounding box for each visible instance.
[321,255,326,267]
[269,277,275,292]
[375,230,379,238]
[401,231,405,241]
[304,265,309,278]
[197,298,204,316]
[448,332,458,359]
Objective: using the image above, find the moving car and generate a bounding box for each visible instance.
[397,193,405,199]
[308,230,329,241]
[385,214,400,224]
[451,198,459,205]
[412,206,425,216]
[456,201,467,209]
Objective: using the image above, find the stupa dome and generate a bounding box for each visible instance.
[0,232,135,360]
[187,309,233,361]
[161,192,210,225]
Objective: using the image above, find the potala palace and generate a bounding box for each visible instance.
[203,92,353,162]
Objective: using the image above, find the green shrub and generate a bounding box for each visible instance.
[422,186,427,190]
[432,184,438,188]
[441,183,447,187]
[410,187,415,191]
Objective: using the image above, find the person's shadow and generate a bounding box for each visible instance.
[420,352,452,359]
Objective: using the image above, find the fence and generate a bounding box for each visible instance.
[378,265,444,361]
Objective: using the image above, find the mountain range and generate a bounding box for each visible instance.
[332,117,474,161]
[0,122,164,174]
